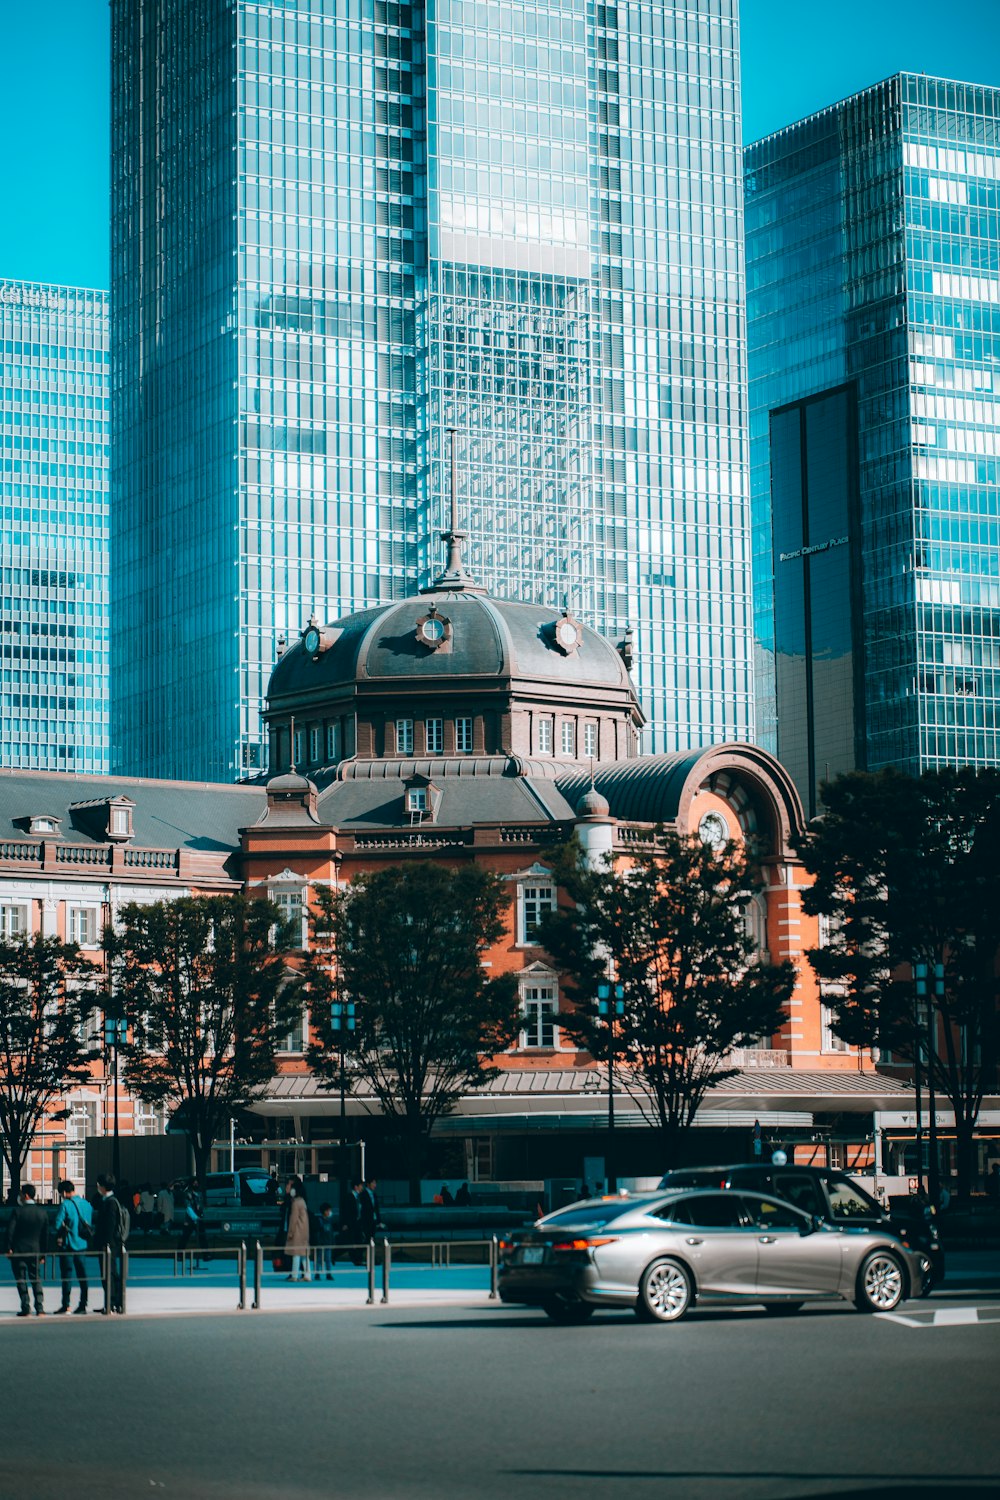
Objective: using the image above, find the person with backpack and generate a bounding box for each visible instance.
[54,1179,93,1315]
[93,1173,129,1315]
[6,1184,48,1317]
[178,1180,209,1268]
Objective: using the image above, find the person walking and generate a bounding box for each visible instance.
[341,1179,364,1265]
[359,1177,381,1241]
[6,1184,48,1317]
[93,1173,128,1315]
[54,1179,92,1315]
[178,1180,209,1267]
[156,1182,175,1233]
[284,1176,312,1282]
[315,1202,337,1281]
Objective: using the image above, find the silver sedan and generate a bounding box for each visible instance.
[498,1188,930,1323]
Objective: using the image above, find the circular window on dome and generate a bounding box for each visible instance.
[552,612,582,655]
[698,811,729,851]
[416,612,451,651]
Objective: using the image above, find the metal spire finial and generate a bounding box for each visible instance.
[420,426,486,594]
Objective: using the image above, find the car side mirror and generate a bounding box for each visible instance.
[801,1215,824,1236]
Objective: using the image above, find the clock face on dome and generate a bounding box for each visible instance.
[303,626,321,656]
[698,811,729,850]
[553,615,581,654]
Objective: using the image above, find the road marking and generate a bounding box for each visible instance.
[877,1305,1000,1329]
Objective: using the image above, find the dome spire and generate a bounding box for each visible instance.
[421,427,485,594]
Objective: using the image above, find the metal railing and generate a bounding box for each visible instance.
[19,1236,500,1316]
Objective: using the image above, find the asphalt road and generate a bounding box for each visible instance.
[2,1294,998,1500]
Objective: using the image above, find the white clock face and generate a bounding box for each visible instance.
[420,616,445,642]
[303,627,320,655]
[556,619,578,649]
[698,811,729,850]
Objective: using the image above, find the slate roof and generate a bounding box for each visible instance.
[0,769,265,853]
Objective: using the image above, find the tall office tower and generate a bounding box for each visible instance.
[112,0,751,781]
[0,281,109,772]
[746,75,1000,816]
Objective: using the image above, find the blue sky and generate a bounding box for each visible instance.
[0,0,998,291]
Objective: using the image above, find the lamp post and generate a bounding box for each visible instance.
[596,981,625,1193]
[104,1012,127,1182]
[330,998,356,1210]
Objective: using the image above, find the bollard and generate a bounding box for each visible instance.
[238,1242,247,1311]
[253,1242,263,1310]
[489,1235,499,1300]
[103,1247,112,1314]
[381,1237,391,1304]
[120,1247,128,1316]
[366,1239,375,1305]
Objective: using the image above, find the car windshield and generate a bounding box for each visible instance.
[826,1177,882,1220]
[540,1201,636,1230]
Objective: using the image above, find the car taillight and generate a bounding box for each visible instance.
[551,1236,619,1252]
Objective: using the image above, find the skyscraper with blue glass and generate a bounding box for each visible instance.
[746,74,1000,815]
[112,0,751,781]
[1,281,109,772]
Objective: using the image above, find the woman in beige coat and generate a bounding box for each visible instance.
[284,1176,312,1282]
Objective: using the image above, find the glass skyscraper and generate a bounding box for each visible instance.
[112,0,751,781]
[0,281,109,772]
[746,75,1000,815]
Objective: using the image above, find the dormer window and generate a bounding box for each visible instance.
[28,814,61,837]
[403,773,438,824]
[406,787,428,817]
[108,802,134,841]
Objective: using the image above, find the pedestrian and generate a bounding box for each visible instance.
[6,1184,48,1317]
[341,1180,363,1265]
[359,1177,381,1241]
[93,1173,129,1314]
[455,1182,471,1207]
[986,1162,1000,1202]
[157,1182,175,1232]
[139,1183,156,1233]
[315,1202,337,1281]
[752,1118,763,1159]
[439,1184,454,1207]
[284,1176,312,1282]
[53,1179,92,1315]
[178,1180,209,1267]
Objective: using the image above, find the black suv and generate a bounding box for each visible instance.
[657,1164,942,1292]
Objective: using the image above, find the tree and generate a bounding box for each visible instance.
[797,767,1000,1198]
[0,934,101,1199]
[306,863,520,1204]
[106,895,304,1184]
[539,834,795,1163]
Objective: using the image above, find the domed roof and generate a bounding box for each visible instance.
[268,591,632,699]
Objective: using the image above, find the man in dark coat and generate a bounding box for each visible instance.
[6,1183,49,1317]
[93,1173,128,1314]
[359,1177,381,1241]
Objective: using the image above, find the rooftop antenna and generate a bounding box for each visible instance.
[420,426,485,594]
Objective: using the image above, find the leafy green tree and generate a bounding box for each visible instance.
[306,863,519,1205]
[540,834,795,1162]
[797,767,1000,1198]
[0,934,101,1198]
[106,895,304,1184]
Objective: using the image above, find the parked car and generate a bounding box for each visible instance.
[498,1188,930,1323]
[656,1164,943,1292]
[202,1169,275,1209]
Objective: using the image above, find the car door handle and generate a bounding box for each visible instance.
[685,1237,703,1246]
[758,1235,777,1244]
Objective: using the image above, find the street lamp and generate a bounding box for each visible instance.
[330,998,356,1210]
[916,961,944,1206]
[596,981,624,1193]
[103,1011,127,1182]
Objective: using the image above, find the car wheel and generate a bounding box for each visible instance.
[636,1257,693,1323]
[855,1250,905,1313]
[763,1302,803,1316]
[542,1295,595,1324]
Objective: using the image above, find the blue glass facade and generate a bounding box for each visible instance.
[0,281,109,771]
[746,75,1000,812]
[113,0,751,781]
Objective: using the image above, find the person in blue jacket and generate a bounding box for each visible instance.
[54,1179,93,1315]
